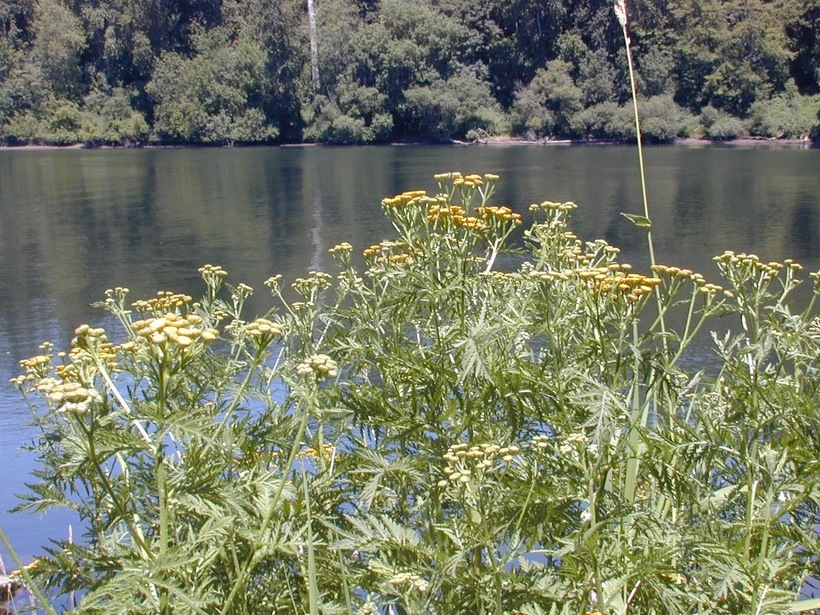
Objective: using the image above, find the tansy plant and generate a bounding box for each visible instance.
[7,171,819,614]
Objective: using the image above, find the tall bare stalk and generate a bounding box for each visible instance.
[615,0,668,345]
[614,0,654,266]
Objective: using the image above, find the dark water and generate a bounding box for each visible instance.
[1,144,818,570]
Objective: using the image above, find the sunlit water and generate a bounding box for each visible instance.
[1,144,817,578]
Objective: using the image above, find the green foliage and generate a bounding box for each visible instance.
[2,96,82,145]
[0,0,818,143]
[0,42,48,128]
[511,60,583,138]
[401,70,506,141]
[29,0,86,97]
[302,82,393,144]
[81,84,149,144]
[147,30,278,144]
[700,105,746,140]
[748,90,817,138]
[573,100,632,139]
[638,94,692,142]
[557,33,618,106]
[786,0,820,95]
[566,95,691,143]
[704,61,763,117]
[11,172,819,613]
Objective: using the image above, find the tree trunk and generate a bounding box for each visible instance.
[307,0,320,94]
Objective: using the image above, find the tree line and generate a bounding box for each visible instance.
[0,0,817,146]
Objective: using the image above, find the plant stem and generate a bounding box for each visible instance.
[220,386,314,614]
[0,525,58,615]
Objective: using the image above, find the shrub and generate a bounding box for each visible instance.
[511,60,583,138]
[749,91,816,138]
[81,86,149,145]
[572,97,690,142]
[400,71,506,141]
[10,173,819,614]
[303,84,394,144]
[700,105,746,140]
[572,101,632,139]
[638,94,692,142]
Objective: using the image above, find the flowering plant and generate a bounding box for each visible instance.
[9,172,819,614]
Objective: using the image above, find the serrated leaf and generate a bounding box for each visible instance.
[785,597,820,612]
[621,213,652,228]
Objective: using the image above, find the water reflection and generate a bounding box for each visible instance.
[0,144,817,563]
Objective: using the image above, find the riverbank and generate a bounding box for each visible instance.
[470,135,816,148]
[1,135,816,150]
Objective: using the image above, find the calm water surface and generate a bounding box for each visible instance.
[1,144,818,568]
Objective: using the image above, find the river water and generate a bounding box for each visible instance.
[1,143,818,571]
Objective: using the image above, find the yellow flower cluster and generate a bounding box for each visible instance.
[651,264,724,295]
[381,190,428,208]
[453,173,484,188]
[577,265,662,302]
[22,340,105,413]
[437,442,519,487]
[386,572,429,593]
[660,573,689,586]
[650,265,700,282]
[132,313,219,348]
[329,242,353,254]
[132,291,193,313]
[531,434,551,449]
[297,443,336,461]
[18,352,52,378]
[198,263,228,277]
[63,325,122,378]
[363,241,421,267]
[475,205,523,226]
[386,252,417,266]
[363,243,386,259]
[296,354,339,379]
[244,318,284,339]
[264,274,283,294]
[72,323,109,348]
[713,251,801,283]
[558,432,590,460]
[427,203,488,233]
[292,271,333,296]
[529,200,577,213]
[45,380,103,414]
[434,172,498,187]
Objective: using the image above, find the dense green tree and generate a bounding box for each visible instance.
[30,0,86,97]
[0,0,33,42]
[147,29,279,144]
[352,0,471,99]
[489,0,565,77]
[302,81,393,143]
[557,32,617,105]
[0,0,816,144]
[221,0,305,140]
[79,0,163,89]
[401,69,506,140]
[511,59,583,138]
[786,0,819,95]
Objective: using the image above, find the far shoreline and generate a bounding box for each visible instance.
[468,135,816,148]
[0,135,816,150]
